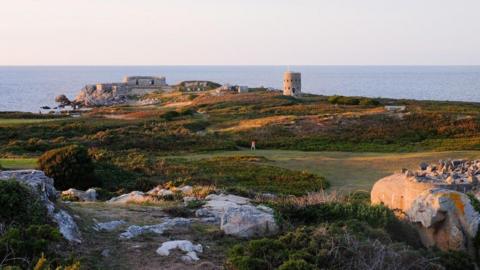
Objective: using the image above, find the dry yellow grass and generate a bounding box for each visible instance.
[218,115,297,132]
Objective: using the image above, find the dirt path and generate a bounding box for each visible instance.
[68,202,234,270]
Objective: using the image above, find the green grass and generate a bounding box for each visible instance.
[0,158,37,169]
[0,118,65,126]
[166,150,480,191]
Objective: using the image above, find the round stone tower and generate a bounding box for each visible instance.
[283,71,302,96]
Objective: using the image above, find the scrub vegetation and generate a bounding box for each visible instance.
[2,90,480,269]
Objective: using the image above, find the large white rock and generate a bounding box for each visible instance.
[0,170,81,243]
[407,188,480,251]
[119,218,191,239]
[221,205,278,238]
[195,194,251,221]
[196,193,278,238]
[156,240,203,262]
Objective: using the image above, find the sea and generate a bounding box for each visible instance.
[1,66,480,112]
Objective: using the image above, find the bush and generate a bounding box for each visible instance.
[0,180,47,227]
[37,145,98,190]
[278,259,314,270]
[228,226,443,270]
[359,98,380,106]
[328,95,360,105]
[1,225,61,269]
[273,202,396,228]
[130,177,157,192]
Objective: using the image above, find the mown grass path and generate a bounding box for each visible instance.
[167,150,480,191]
[0,158,37,169]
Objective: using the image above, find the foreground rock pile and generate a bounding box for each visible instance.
[371,160,480,253]
[107,186,278,238]
[407,159,480,185]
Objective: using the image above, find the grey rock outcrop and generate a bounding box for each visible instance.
[93,220,126,232]
[195,194,278,238]
[75,84,128,107]
[107,185,194,204]
[119,218,191,239]
[0,170,81,243]
[62,188,97,202]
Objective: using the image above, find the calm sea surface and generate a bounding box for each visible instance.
[1,66,480,112]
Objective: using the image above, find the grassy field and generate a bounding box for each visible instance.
[3,150,480,191]
[169,150,480,191]
[0,118,66,126]
[0,158,37,169]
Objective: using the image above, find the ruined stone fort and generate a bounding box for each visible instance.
[91,76,167,95]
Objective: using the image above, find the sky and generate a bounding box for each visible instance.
[1,0,480,65]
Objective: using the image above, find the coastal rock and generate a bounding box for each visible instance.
[119,218,191,239]
[156,240,203,262]
[74,84,127,107]
[62,188,97,202]
[0,170,81,243]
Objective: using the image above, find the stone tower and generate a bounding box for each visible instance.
[283,71,301,96]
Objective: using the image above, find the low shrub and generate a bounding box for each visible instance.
[359,98,381,106]
[1,225,61,268]
[130,177,157,192]
[162,206,192,218]
[228,226,441,270]
[185,200,205,209]
[273,202,396,228]
[328,95,360,105]
[37,145,98,190]
[0,180,47,227]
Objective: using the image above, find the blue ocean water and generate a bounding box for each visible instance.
[1,66,480,112]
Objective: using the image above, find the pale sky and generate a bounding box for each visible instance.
[1,0,480,65]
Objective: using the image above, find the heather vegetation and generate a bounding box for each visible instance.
[2,90,480,269]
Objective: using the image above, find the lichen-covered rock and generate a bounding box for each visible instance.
[407,189,480,251]
[0,170,81,243]
[371,160,480,253]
